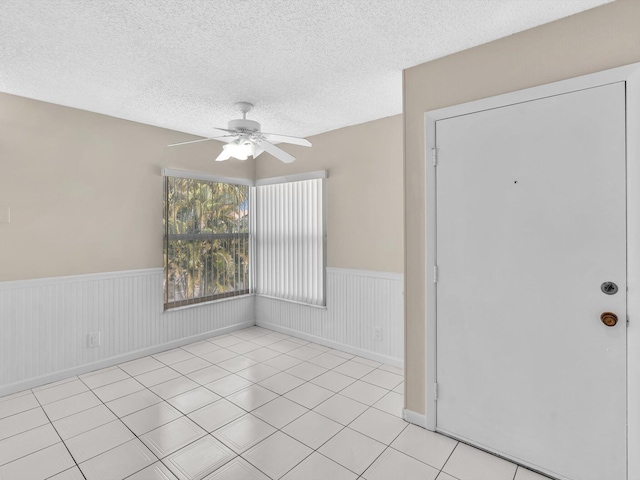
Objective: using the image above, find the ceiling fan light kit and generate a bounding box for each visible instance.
[168,102,311,164]
[220,139,255,161]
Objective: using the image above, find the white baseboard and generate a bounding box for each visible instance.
[0,321,254,397]
[0,267,255,395]
[256,320,403,368]
[403,408,428,428]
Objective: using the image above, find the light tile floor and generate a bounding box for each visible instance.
[0,326,550,480]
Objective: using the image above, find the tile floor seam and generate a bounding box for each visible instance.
[2,327,410,480]
[32,382,92,407]
[37,391,100,422]
[139,362,218,400]
[241,349,407,478]
[239,391,406,479]
[249,434,313,479]
[440,441,461,478]
[183,399,240,426]
[240,419,344,479]
[174,346,243,381]
[358,445,397,480]
[75,374,164,471]
[30,376,79,394]
[0,435,60,468]
[79,365,129,383]
[219,428,281,476]
[63,421,135,465]
[193,334,360,476]
[215,357,340,414]
[342,398,409,445]
[119,358,166,378]
[104,440,167,480]
[384,443,446,474]
[141,424,206,459]
[29,383,85,479]
[0,406,48,442]
[282,413,347,455]
[155,443,237,480]
[308,429,374,478]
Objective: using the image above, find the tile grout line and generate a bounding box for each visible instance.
[0,406,48,443]
[30,386,88,480]
[163,328,400,478]
[75,371,167,479]
[107,327,403,476]
[82,331,307,478]
[0,326,408,480]
[182,325,406,479]
[82,357,251,470]
[273,392,412,479]
[207,329,409,478]
[439,442,461,479]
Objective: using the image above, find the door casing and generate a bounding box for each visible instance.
[423,62,640,480]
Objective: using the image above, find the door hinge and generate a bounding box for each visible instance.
[433,265,438,283]
[434,383,438,400]
[431,147,438,166]
[627,315,630,326]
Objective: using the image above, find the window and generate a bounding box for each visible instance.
[255,175,326,306]
[164,173,252,309]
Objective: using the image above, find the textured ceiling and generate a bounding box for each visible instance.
[0,0,611,139]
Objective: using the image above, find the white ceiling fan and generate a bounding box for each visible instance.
[167,102,311,163]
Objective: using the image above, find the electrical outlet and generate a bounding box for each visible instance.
[87,332,101,348]
[374,327,383,342]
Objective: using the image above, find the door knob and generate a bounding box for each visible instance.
[600,312,618,327]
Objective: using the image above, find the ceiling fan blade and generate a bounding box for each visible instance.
[168,138,216,147]
[215,149,232,162]
[258,140,296,163]
[253,147,265,158]
[262,133,312,147]
[212,127,237,134]
[168,135,236,147]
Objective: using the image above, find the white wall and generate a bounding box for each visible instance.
[257,268,404,367]
[0,266,403,396]
[0,269,254,396]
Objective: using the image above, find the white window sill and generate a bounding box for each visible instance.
[163,293,255,313]
[256,294,328,310]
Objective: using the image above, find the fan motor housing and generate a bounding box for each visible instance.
[228,119,260,133]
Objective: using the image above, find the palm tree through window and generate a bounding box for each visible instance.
[164,176,251,309]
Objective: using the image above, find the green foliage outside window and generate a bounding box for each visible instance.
[164,176,250,309]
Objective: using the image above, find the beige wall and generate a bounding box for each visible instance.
[0,93,403,282]
[256,114,404,273]
[404,0,640,414]
[0,93,255,281]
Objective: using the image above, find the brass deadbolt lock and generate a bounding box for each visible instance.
[600,312,618,327]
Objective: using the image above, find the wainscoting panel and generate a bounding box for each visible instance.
[256,268,404,366]
[0,268,254,395]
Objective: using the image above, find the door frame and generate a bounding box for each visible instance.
[424,62,640,479]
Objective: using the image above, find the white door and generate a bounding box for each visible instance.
[435,83,627,480]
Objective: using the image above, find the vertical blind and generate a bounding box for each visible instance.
[256,178,326,306]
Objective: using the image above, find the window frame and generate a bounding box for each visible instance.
[162,169,254,310]
[161,168,328,310]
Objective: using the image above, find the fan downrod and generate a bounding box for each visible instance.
[235,102,254,119]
